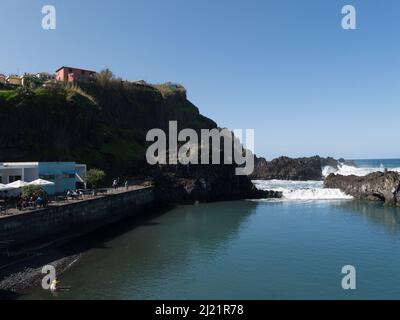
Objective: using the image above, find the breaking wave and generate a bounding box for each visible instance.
[253,180,353,201]
[253,159,400,202]
[322,163,400,177]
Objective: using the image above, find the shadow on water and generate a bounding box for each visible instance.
[14,200,260,299]
[0,206,170,299]
[59,200,259,259]
[335,200,400,234]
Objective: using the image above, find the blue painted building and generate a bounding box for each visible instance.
[38,162,78,195]
[0,162,87,195]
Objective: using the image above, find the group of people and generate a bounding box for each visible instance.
[66,189,84,200]
[17,190,49,210]
[112,178,129,191]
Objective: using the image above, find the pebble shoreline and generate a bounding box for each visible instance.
[0,246,82,299]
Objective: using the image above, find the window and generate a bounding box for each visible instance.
[9,176,22,183]
[81,70,85,75]
[68,68,73,73]
[40,175,56,181]
[63,173,75,179]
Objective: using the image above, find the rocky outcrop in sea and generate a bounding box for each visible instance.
[250,156,346,181]
[153,163,282,205]
[324,171,400,206]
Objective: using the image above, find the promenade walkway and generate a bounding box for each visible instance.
[0,184,152,219]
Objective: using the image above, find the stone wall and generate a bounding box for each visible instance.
[0,187,155,247]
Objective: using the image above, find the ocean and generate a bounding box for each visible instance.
[20,159,400,300]
[323,158,400,177]
[255,158,400,201]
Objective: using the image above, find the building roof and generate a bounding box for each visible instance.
[6,75,21,79]
[2,162,39,168]
[56,66,96,73]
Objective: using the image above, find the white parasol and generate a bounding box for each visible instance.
[28,179,55,186]
[6,180,29,188]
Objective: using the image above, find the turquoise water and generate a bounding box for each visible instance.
[21,200,400,300]
[354,159,400,169]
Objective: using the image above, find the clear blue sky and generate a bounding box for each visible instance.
[1,0,399,159]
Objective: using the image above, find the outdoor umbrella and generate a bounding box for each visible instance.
[0,183,15,191]
[28,179,55,186]
[6,180,29,188]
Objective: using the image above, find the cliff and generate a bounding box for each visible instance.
[0,76,278,202]
[0,79,216,177]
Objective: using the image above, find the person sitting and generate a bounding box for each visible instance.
[71,191,78,199]
[29,196,36,209]
[36,196,45,208]
[17,199,23,211]
[0,200,7,214]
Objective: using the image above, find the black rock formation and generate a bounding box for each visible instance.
[250,156,357,181]
[250,156,327,180]
[324,171,400,206]
[153,164,282,205]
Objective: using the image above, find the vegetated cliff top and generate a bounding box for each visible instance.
[151,82,187,98]
[0,70,217,177]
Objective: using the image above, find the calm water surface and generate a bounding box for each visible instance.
[22,200,400,300]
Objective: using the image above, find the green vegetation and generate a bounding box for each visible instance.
[0,82,97,108]
[86,169,106,189]
[21,185,46,199]
[152,82,186,98]
[0,69,217,178]
[0,90,18,101]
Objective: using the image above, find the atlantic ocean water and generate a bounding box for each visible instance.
[21,160,400,300]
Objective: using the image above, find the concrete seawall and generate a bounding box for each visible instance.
[0,187,155,247]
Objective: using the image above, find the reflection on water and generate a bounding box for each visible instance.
[21,200,400,300]
[21,202,258,300]
[336,201,400,234]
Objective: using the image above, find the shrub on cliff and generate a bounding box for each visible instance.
[21,185,45,199]
[152,82,186,98]
[94,69,120,87]
[86,169,106,189]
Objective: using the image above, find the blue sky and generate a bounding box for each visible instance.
[1,0,399,159]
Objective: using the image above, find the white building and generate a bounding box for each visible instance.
[0,162,87,195]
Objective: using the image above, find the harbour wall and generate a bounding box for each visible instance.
[0,187,155,247]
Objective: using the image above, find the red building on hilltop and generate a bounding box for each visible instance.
[56,66,96,83]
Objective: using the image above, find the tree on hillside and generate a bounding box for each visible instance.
[95,69,116,86]
[15,85,34,106]
[86,168,106,190]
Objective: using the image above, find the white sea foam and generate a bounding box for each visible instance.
[253,161,400,202]
[322,164,400,177]
[282,188,353,200]
[253,180,353,201]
